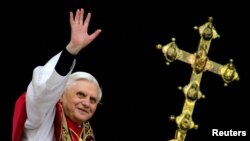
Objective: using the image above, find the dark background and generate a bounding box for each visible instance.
[2,0,249,141]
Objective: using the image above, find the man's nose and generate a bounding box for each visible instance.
[82,98,90,108]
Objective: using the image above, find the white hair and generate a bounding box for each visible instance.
[66,71,102,102]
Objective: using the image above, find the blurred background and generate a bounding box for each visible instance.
[2,0,249,140]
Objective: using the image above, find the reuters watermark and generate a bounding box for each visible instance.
[212,129,246,136]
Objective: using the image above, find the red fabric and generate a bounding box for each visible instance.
[11,92,63,141]
[55,103,63,141]
[12,92,27,141]
[66,117,83,141]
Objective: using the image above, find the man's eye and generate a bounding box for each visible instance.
[90,98,97,104]
[77,92,86,98]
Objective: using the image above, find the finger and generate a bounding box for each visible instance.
[83,13,91,29]
[75,9,80,23]
[69,12,74,26]
[79,8,84,25]
[89,29,102,40]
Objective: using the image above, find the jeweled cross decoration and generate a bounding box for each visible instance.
[156,17,240,141]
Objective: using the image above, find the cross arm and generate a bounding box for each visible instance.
[156,38,195,66]
[206,59,240,86]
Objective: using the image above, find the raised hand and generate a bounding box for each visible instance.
[66,8,102,55]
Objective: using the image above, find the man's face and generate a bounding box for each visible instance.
[61,79,99,125]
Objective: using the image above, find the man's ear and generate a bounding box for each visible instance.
[60,95,64,103]
[60,90,67,103]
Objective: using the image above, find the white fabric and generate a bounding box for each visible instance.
[21,51,75,141]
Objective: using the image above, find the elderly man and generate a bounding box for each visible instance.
[12,8,102,141]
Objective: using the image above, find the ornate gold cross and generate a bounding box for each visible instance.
[156,17,240,141]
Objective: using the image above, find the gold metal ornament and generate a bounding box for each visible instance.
[156,17,240,141]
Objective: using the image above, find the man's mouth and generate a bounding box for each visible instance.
[78,108,89,114]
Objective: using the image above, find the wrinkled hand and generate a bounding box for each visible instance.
[66,8,102,55]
